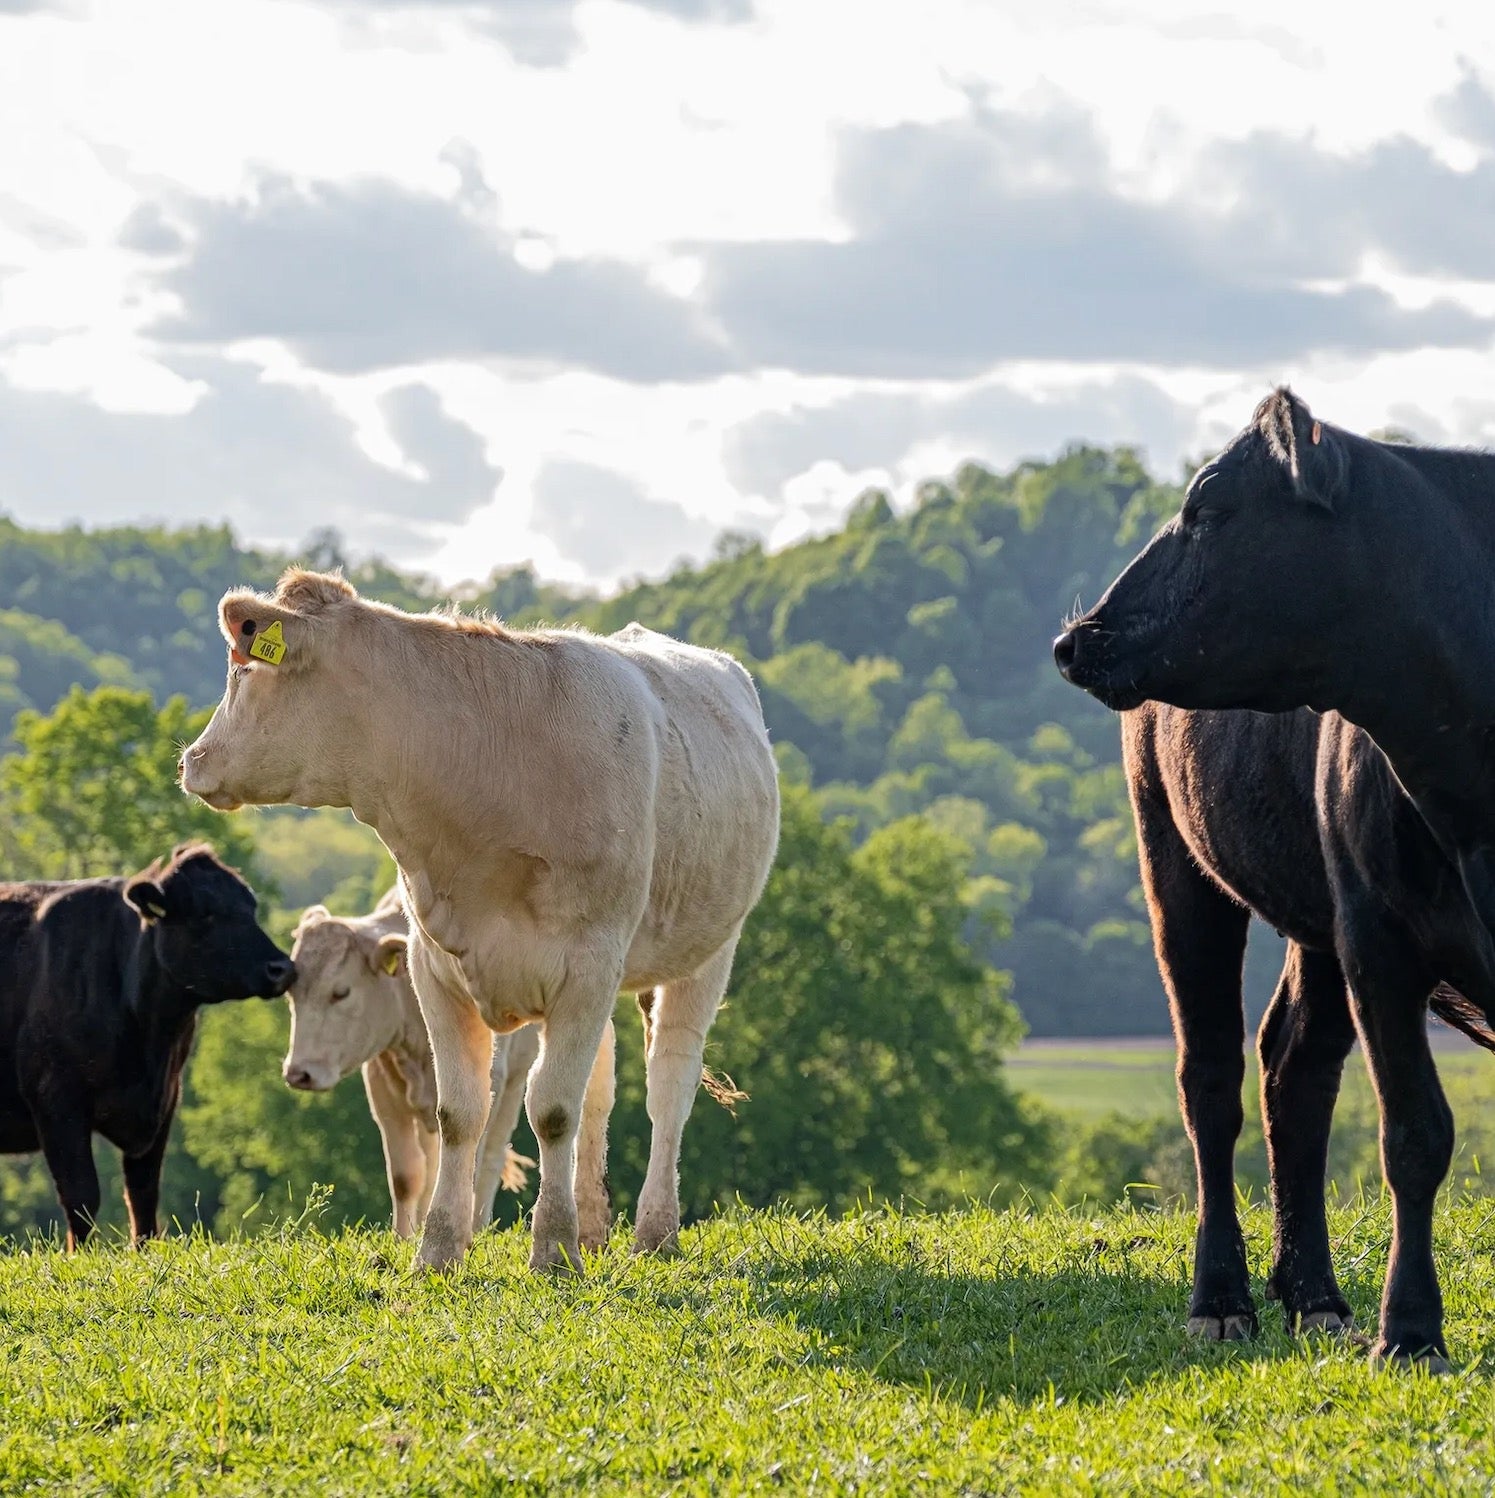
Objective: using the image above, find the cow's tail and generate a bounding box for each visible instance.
[1429,982,1495,1053]
[701,1065,748,1115]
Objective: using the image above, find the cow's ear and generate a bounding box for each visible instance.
[294,903,331,936]
[1259,387,1347,510]
[371,932,407,977]
[218,592,303,670]
[125,878,169,923]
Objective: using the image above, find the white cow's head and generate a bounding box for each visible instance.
[181,568,367,813]
[283,905,410,1092]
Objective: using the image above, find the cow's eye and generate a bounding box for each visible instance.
[330,986,351,1004]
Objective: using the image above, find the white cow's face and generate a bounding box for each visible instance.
[181,571,361,813]
[283,908,408,1092]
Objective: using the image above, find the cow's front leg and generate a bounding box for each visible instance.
[122,1090,178,1244]
[34,1105,102,1251]
[526,961,619,1272]
[408,943,492,1272]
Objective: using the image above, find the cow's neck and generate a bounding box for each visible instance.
[123,939,201,1061]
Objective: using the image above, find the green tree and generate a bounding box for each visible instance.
[608,786,1053,1216]
[0,686,259,881]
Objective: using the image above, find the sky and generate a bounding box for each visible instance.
[2,0,1494,592]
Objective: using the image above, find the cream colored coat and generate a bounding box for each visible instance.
[182,569,779,1272]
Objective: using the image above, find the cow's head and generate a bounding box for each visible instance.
[126,843,295,1002]
[283,902,409,1092]
[180,568,364,813]
[1053,388,1361,714]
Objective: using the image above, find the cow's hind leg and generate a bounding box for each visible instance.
[1339,920,1452,1370]
[525,956,620,1272]
[408,943,493,1272]
[634,935,738,1256]
[575,1016,615,1252]
[1258,943,1357,1332]
[472,1036,528,1235]
[1136,804,1255,1338]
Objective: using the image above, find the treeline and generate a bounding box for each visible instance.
[0,446,1318,1238]
[0,449,1248,1036]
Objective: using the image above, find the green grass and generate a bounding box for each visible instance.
[1008,1041,1177,1118]
[1011,1036,1495,1122]
[7,1201,1495,1493]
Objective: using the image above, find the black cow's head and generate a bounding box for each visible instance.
[1053,388,1359,714]
[125,843,294,1003]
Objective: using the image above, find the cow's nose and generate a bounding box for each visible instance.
[1053,628,1080,676]
[284,1065,314,1091]
[263,958,296,995]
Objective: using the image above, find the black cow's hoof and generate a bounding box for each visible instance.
[1369,1342,1452,1375]
[1187,1313,1256,1342]
[1294,1308,1355,1336]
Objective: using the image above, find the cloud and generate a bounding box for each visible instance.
[699,107,1495,379]
[327,0,753,67]
[0,359,499,560]
[529,458,717,576]
[149,176,734,381]
[724,374,1198,499]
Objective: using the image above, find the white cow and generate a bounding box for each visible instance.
[182,569,779,1273]
[284,888,614,1244]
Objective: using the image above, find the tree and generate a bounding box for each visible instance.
[0,686,259,882]
[607,787,1054,1217]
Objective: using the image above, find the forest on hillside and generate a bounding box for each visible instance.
[0,443,1431,1238]
[0,446,1290,1040]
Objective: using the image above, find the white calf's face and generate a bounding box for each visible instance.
[283,910,408,1092]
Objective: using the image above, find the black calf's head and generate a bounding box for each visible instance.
[125,842,294,1003]
[1054,388,1356,713]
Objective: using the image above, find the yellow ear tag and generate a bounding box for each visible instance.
[248,619,287,666]
[380,948,401,976]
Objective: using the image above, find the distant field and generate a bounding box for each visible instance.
[1012,1034,1493,1121]
[1008,1038,1177,1118]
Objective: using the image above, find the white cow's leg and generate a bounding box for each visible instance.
[362,1059,427,1239]
[526,964,619,1272]
[409,943,493,1272]
[472,1036,531,1234]
[634,937,738,1255]
[575,1016,616,1251]
[415,1126,440,1229]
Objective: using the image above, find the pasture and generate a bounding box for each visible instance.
[1012,1034,1493,1123]
[6,1200,1495,1494]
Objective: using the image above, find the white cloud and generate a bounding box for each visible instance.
[0,0,1491,586]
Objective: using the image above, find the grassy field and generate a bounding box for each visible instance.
[1011,1035,1494,1121]
[8,1201,1495,1494]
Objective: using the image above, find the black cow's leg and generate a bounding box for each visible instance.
[1258,943,1356,1331]
[1135,794,1255,1338]
[1342,939,1452,1370]
[35,1111,101,1250]
[123,1097,177,1244]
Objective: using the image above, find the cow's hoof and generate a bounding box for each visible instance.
[1370,1343,1451,1375]
[413,1209,467,1274]
[1294,1308,1355,1336]
[1187,1314,1255,1342]
[631,1225,681,1257]
[530,1238,583,1275]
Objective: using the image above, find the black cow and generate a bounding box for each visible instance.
[1054,388,1495,1371]
[0,843,293,1248]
